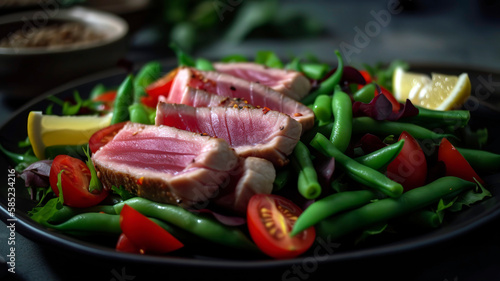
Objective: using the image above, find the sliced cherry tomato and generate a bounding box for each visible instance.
[438,138,484,184]
[387,131,427,191]
[89,121,127,154]
[92,90,117,112]
[141,95,159,108]
[92,90,117,102]
[247,194,315,259]
[142,68,179,108]
[357,70,373,90]
[359,70,373,84]
[119,204,184,254]
[116,233,141,254]
[49,155,108,208]
[377,86,401,112]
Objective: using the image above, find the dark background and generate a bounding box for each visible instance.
[1,0,500,280]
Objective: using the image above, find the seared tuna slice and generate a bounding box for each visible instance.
[164,85,252,109]
[155,102,302,166]
[168,68,315,131]
[92,122,239,207]
[213,62,312,101]
[213,157,275,214]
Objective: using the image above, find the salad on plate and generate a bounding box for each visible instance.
[1,46,498,260]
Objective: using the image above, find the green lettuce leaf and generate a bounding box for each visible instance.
[355,223,389,244]
[112,185,135,201]
[29,170,64,225]
[83,146,103,193]
[449,180,492,212]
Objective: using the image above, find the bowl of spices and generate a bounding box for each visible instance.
[0,6,128,98]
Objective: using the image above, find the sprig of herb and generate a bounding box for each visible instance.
[83,145,102,193]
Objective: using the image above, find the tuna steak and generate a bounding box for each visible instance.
[168,67,315,131]
[213,62,312,101]
[155,102,302,166]
[163,85,252,109]
[92,122,239,207]
[213,157,275,214]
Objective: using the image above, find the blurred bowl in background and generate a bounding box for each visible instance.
[84,0,151,33]
[0,6,128,99]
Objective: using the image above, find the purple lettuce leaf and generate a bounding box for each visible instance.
[353,94,418,121]
[317,156,336,184]
[354,134,387,154]
[19,160,52,188]
[320,66,367,86]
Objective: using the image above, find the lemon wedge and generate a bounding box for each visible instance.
[27,111,112,159]
[392,67,471,111]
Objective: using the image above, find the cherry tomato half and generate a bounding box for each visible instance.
[142,68,179,108]
[438,138,484,184]
[92,90,117,103]
[247,194,315,259]
[89,121,127,154]
[92,90,117,112]
[359,70,373,84]
[119,204,184,254]
[49,155,108,208]
[116,233,141,254]
[387,131,427,191]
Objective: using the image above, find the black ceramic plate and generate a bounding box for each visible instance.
[1,62,500,270]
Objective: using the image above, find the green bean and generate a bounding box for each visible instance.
[330,86,353,152]
[128,103,151,124]
[404,107,470,128]
[47,212,122,234]
[113,198,257,251]
[148,109,157,124]
[285,57,303,73]
[127,63,161,124]
[310,133,403,198]
[48,205,116,224]
[273,167,291,192]
[110,75,134,124]
[150,218,203,245]
[403,210,441,229]
[352,83,376,103]
[292,141,322,199]
[456,147,500,174]
[46,212,192,243]
[352,117,455,140]
[312,95,332,123]
[354,139,405,170]
[291,190,375,236]
[0,144,38,165]
[134,61,161,102]
[195,58,215,71]
[317,177,475,239]
[301,121,333,145]
[301,63,329,80]
[301,50,344,105]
